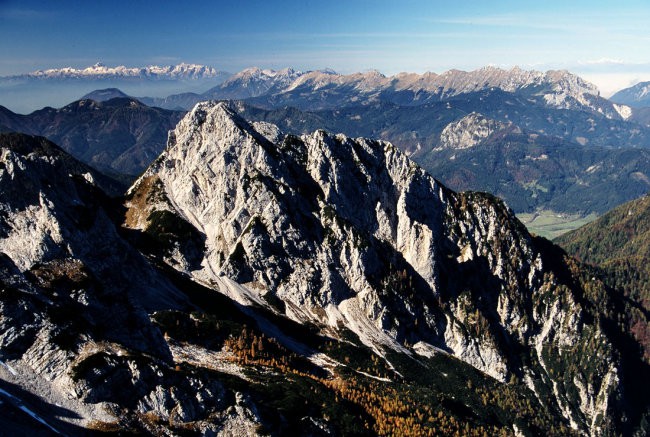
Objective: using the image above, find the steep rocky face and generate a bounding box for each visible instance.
[0,134,262,433]
[0,133,177,356]
[436,112,513,150]
[0,132,125,195]
[125,102,642,435]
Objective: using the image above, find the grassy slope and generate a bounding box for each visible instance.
[517,210,599,239]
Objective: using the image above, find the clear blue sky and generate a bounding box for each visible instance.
[1,0,650,95]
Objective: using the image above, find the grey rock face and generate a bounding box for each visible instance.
[436,112,512,150]
[0,134,223,431]
[126,102,624,434]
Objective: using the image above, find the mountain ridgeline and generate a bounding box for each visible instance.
[145,66,617,115]
[3,65,650,217]
[118,102,646,434]
[0,93,649,433]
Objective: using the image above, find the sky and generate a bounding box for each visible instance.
[1,0,650,96]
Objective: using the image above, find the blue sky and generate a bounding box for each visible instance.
[1,0,650,95]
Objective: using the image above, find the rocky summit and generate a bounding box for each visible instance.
[0,106,648,435]
[125,102,648,435]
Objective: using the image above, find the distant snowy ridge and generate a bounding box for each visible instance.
[189,65,618,118]
[3,63,624,120]
[268,65,602,99]
[5,62,228,80]
[13,63,601,100]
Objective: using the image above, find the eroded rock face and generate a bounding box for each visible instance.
[125,102,624,434]
[436,112,512,150]
[0,134,253,433]
[126,103,526,360]
[0,134,184,352]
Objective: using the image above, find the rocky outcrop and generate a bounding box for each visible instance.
[436,112,512,150]
[0,134,248,433]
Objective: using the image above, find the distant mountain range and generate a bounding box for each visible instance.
[0,63,231,114]
[143,66,630,119]
[3,62,228,81]
[4,62,650,114]
[3,65,650,220]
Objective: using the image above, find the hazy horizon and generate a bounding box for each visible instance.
[1,0,649,102]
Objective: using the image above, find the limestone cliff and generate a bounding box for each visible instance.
[125,102,637,435]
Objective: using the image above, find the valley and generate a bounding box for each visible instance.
[516,210,599,240]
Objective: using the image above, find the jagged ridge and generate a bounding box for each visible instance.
[145,65,627,121]
[6,62,227,80]
[125,101,645,434]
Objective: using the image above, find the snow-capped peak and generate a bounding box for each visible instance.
[12,63,226,80]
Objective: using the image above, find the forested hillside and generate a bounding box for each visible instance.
[556,194,650,361]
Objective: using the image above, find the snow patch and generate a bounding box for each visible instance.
[613,103,632,120]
